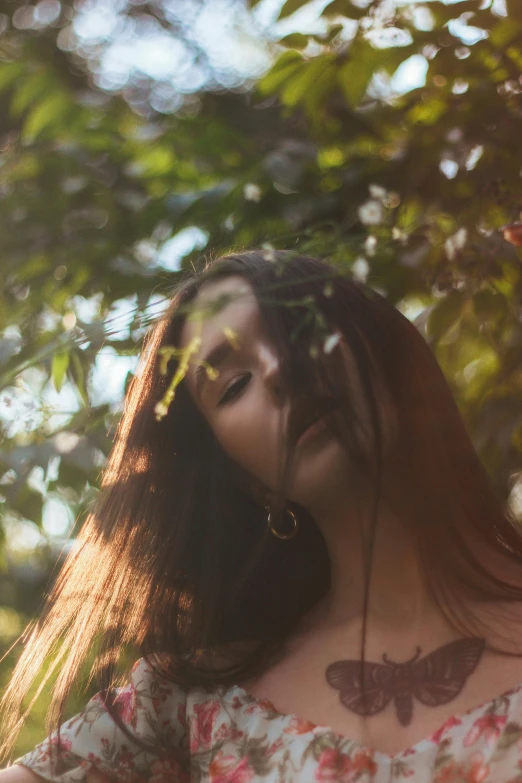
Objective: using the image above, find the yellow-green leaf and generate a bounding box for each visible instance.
[23,92,71,143]
[256,51,304,97]
[426,291,467,343]
[278,0,310,20]
[279,33,310,50]
[280,55,336,109]
[337,59,373,106]
[0,62,25,93]
[336,41,380,107]
[70,351,89,406]
[321,0,367,19]
[10,72,51,117]
[52,350,69,393]
[473,289,508,326]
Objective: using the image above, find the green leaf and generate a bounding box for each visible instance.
[379,44,417,75]
[0,62,25,93]
[336,40,384,107]
[69,351,89,406]
[10,72,51,117]
[322,24,344,44]
[490,18,522,47]
[256,51,304,96]
[12,486,44,528]
[427,0,480,26]
[131,145,178,178]
[278,0,310,20]
[337,58,374,107]
[52,350,70,393]
[472,289,508,326]
[279,33,310,50]
[426,292,468,343]
[280,57,336,108]
[22,92,71,142]
[58,457,91,493]
[407,98,447,126]
[321,0,367,19]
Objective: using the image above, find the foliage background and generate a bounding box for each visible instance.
[1,0,522,757]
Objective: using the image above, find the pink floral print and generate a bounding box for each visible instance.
[15,657,522,782]
[114,684,136,727]
[464,713,508,748]
[433,752,490,782]
[315,747,377,782]
[432,716,463,745]
[209,752,256,783]
[190,700,221,752]
[284,716,317,735]
[149,756,190,783]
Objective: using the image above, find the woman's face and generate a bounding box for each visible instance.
[180,275,351,509]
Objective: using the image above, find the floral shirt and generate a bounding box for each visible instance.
[15,656,522,782]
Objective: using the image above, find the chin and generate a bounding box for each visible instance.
[287,434,349,507]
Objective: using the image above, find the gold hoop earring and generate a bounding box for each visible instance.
[266,506,299,540]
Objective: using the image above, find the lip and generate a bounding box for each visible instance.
[296,414,330,446]
[291,396,337,445]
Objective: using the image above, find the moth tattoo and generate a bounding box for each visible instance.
[325,637,485,726]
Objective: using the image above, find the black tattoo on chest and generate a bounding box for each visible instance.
[325,637,485,726]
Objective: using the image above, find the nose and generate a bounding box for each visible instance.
[260,343,285,401]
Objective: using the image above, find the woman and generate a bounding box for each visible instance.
[2,248,522,782]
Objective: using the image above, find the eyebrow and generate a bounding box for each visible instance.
[194,340,237,400]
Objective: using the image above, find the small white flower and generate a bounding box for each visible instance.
[54,432,81,454]
[358,200,383,226]
[392,227,407,241]
[445,228,467,260]
[62,311,77,330]
[324,332,341,354]
[446,127,463,143]
[243,183,262,202]
[154,401,169,421]
[352,257,370,283]
[439,158,459,179]
[369,184,386,200]
[365,235,377,256]
[323,281,334,298]
[261,246,276,262]
[465,145,484,171]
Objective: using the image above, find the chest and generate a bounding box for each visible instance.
[238,639,522,757]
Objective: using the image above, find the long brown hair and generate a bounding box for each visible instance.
[2,248,522,764]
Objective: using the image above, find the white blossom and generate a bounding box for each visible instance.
[365,235,377,256]
[358,200,383,226]
[243,183,262,202]
[445,228,467,260]
[154,401,169,421]
[392,227,407,241]
[323,332,341,354]
[369,184,386,200]
[54,432,81,454]
[352,257,370,282]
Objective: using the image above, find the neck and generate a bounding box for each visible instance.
[300,465,443,635]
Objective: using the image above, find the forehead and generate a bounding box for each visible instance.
[180,275,259,356]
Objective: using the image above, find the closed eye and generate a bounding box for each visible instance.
[217,373,251,407]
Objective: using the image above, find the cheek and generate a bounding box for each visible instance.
[209,401,284,487]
